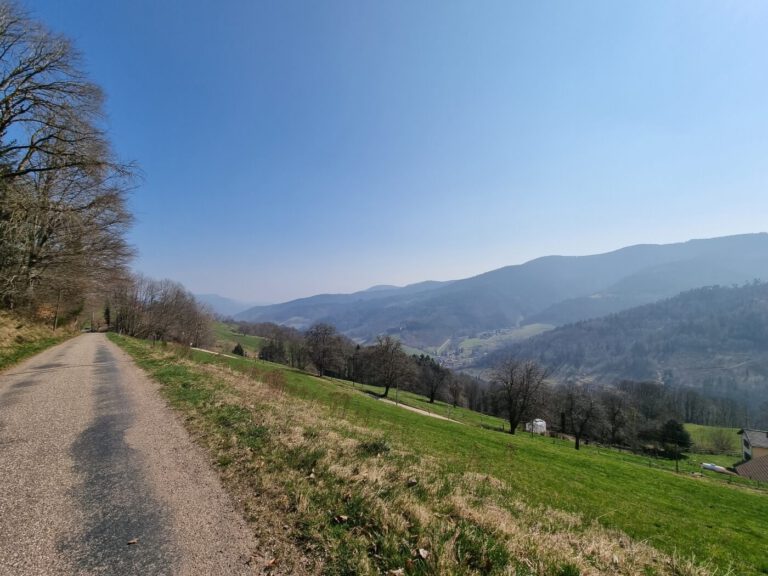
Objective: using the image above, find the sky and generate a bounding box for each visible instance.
[28,1,768,303]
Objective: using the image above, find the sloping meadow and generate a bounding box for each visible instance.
[110,335,766,576]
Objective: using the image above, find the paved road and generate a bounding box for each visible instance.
[0,334,260,575]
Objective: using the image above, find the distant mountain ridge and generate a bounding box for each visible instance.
[195,294,260,317]
[236,233,768,348]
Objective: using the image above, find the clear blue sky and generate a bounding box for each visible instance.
[29,1,768,303]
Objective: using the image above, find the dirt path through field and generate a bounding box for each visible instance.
[375,395,461,423]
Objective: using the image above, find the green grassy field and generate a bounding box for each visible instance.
[346,380,758,487]
[211,321,268,356]
[111,335,768,575]
[685,423,741,454]
[457,324,554,357]
[342,383,745,468]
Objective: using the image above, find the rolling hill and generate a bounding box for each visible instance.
[237,233,768,350]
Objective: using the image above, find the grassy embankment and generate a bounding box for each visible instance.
[110,334,768,576]
[0,311,73,371]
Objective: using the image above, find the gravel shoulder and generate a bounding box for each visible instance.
[0,333,262,575]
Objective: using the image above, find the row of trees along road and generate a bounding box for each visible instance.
[107,274,212,347]
[0,3,132,322]
[0,3,211,343]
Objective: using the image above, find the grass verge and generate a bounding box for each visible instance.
[0,311,74,371]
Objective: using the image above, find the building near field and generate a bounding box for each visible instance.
[735,456,768,483]
[735,429,768,483]
[525,419,546,434]
[738,428,768,461]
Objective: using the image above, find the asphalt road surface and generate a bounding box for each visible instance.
[0,334,260,575]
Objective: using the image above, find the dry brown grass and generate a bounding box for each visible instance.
[0,310,75,370]
[0,310,49,348]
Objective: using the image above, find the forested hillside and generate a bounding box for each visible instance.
[486,282,768,423]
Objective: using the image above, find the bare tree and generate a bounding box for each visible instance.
[447,375,464,408]
[110,274,212,346]
[305,323,344,377]
[706,427,734,454]
[4,164,132,304]
[0,4,108,180]
[0,3,134,315]
[368,335,413,398]
[563,381,601,450]
[286,332,309,370]
[463,376,483,412]
[491,358,548,435]
[599,387,628,445]
[415,354,448,403]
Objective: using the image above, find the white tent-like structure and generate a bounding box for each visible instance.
[525,419,546,434]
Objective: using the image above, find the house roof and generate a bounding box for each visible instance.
[738,429,768,449]
[736,455,768,483]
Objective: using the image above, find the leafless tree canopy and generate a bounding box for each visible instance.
[0,2,134,317]
[491,358,548,435]
[0,3,105,180]
[364,335,414,398]
[562,380,601,450]
[109,274,213,347]
[306,323,349,377]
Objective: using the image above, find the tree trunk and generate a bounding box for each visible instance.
[52,290,61,331]
[574,435,581,450]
